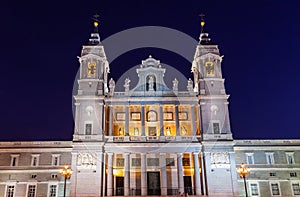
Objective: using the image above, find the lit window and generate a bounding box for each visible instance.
[10,154,19,167]
[246,153,254,165]
[27,185,36,197]
[250,183,259,196]
[270,183,280,195]
[52,155,60,166]
[266,153,275,164]
[286,152,295,164]
[6,185,15,197]
[49,185,57,197]
[85,123,92,135]
[292,183,300,195]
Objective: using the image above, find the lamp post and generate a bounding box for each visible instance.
[236,163,250,197]
[59,164,72,197]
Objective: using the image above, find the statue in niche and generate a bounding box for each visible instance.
[124,78,130,92]
[165,126,171,136]
[134,127,139,136]
[109,78,115,96]
[148,76,154,91]
[172,78,178,92]
[181,126,187,135]
[119,127,124,136]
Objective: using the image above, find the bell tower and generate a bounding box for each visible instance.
[192,16,238,196]
[192,17,232,141]
[73,15,109,142]
[71,16,107,196]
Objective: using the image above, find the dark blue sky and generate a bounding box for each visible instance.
[1,0,300,140]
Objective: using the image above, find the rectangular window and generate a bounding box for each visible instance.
[182,158,191,166]
[250,183,259,196]
[212,122,220,134]
[10,154,19,167]
[49,185,57,197]
[270,172,276,177]
[266,153,275,164]
[290,172,297,177]
[286,152,295,164]
[27,185,36,197]
[271,183,280,195]
[51,174,58,179]
[166,158,175,166]
[292,183,300,195]
[116,158,124,167]
[31,174,37,179]
[85,123,92,135]
[246,153,254,165]
[147,158,159,166]
[31,155,39,167]
[6,185,15,197]
[52,155,60,166]
[132,158,141,167]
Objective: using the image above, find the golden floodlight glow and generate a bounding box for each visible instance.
[94,21,99,27]
[201,21,205,27]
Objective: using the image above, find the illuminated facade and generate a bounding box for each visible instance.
[0,20,300,197]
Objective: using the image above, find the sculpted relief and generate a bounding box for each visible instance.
[210,152,229,164]
[77,153,97,168]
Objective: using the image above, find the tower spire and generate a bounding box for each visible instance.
[199,13,205,33]
[88,14,101,45]
[91,14,100,33]
[198,14,213,45]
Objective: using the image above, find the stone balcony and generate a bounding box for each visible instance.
[105,136,200,143]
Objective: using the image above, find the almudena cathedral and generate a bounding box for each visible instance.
[1,19,300,197]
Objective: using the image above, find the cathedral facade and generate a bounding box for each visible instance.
[0,20,300,197]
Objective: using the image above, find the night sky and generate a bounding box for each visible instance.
[1,0,300,141]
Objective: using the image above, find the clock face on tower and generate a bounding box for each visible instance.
[205,61,215,76]
[87,62,96,77]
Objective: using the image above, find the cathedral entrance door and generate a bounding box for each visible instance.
[147,172,161,195]
[184,176,193,195]
[116,177,124,196]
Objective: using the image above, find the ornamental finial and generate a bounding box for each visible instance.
[91,14,100,32]
[199,13,205,32]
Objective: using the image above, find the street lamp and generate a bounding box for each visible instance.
[59,164,72,197]
[236,163,250,197]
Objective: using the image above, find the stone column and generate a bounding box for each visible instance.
[160,153,167,196]
[125,105,129,136]
[99,103,104,136]
[109,106,113,136]
[141,153,147,196]
[141,105,145,136]
[74,103,80,135]
[107,153,114,196]
[193,152,201,195]
[70,152,77,196]
[191,105,196,137]
[200,152,207,195]
[159,104,164,136]
[177,153,184,193]
[175,105,180,136]
[124,153,130,196]
[96,152,103,196]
